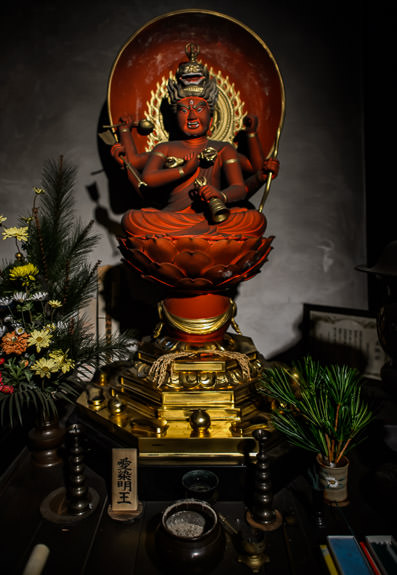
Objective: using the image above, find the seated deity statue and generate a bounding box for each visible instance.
[111,44,279,240]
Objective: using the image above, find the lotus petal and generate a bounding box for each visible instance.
[233,250,260,270]
[141,274,174,288]
[204,239,244,265]
[241,236,262,251]
[201,264,236,283]
[118,230,274,292]
[173,237,209,252]
[154,262,186,282]
[173,251,212,277]
[145,237,176,262]
[177,277,214,289]
[127,249,154,268]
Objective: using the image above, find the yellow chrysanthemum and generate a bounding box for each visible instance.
[27,329,52,352]
[33,187,45,195]
[49,350,75,373]
[2,226,29,242]
[0,215,7,225]
[9,263,39,286]
[31,357,58,379]
[48,300,62,308]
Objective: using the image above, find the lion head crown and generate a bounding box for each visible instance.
[167,43,218,112]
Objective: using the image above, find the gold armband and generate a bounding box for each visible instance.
[152,151,166,159]
[178,167,185,177]
[220,192,227,203]
[224,158,239,165]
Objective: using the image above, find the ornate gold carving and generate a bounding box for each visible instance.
[198,146,217,163]
[209,66,245,143]
[164,156,185,168]
[194,175,207,189]
[161,300,234,335]
[76,332,274,460]
[149,349,251,389]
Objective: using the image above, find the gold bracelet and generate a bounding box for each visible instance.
[178,167,184,176]
[221,192,227,203]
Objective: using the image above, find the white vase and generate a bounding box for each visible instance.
[316,454,349,506]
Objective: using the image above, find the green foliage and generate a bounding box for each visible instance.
[258,356,373,464]
[26,159,100,315]
[0,157,130,427]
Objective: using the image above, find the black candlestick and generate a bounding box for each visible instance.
[246,428,282,531]
[40,423,99,524]
[65,424,92,515]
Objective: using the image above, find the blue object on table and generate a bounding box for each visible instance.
[327,535,373,574]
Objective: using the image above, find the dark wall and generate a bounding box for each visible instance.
[363,3,395,310]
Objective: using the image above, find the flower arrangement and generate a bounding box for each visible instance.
[258,356,373,465]
[0,157,128,427]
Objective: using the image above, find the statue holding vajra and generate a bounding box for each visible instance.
[104,35,284,346]
[111,44,279,241]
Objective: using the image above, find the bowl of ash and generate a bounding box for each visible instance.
[155,499,225,574]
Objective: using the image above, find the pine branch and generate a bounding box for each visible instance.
[258,355,373,462]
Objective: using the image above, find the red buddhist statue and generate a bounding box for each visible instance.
[79,12,286,455]
[110,42,280,343]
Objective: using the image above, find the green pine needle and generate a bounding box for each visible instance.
[258,355,373,464]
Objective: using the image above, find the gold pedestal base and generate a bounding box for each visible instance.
[77,333,274,462]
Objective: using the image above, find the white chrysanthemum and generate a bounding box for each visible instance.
[13,292,27,302]
[29,291,48,301]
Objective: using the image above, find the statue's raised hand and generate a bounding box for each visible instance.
[263,158,279,179]
[119,114,136,129]
[243,114,259,133]
[110,143,125,167]
[183,152,200,176]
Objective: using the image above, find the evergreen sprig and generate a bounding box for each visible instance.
[258,356,373,464]
[0,157,131,427]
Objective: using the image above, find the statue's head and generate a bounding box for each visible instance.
[175,97,212,138]
[167,44,218,114]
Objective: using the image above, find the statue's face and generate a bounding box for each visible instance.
[176,97,211,138]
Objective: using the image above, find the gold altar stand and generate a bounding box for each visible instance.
[77,332,275,463]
